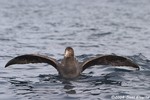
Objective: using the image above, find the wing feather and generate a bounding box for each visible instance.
[81,55,139,72]
[5,54,59,70]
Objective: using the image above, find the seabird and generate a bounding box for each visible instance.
[5,47,139,79]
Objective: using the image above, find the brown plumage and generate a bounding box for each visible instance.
[5,47,139,79]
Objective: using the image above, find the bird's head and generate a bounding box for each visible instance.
[64,47,74,58]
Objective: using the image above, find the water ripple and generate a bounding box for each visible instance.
[0,0,150,100]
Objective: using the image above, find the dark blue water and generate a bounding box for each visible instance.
[0,0,150,100]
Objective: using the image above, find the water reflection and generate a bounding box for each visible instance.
[62,81,76,94]
[92,74,122,86]
[8,71,124,96]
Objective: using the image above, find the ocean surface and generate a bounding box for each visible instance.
[0,0,150,100]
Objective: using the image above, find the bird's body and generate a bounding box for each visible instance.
[59,58,81,79]
[59,48,81,78]
[5,47,139,79]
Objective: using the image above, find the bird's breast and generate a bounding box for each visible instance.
[59,65,81,79]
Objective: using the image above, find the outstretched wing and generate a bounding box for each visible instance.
[81,55,139,72]
[5,54,59,70]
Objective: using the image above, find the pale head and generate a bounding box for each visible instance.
[64,47,74,58]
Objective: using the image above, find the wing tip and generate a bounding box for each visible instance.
[136,66,140,70]
[5,62,11,68]
[5,64,9,68]
[132,63,140,70]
